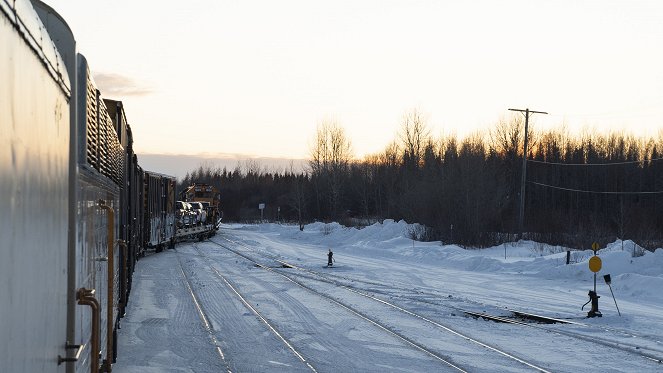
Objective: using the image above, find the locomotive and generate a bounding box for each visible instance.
[1,1,178,372]
[180,183,222,224]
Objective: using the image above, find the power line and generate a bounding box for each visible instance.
[528,157,663,166]
[508,108,548,238]
[528,181,663,195]
[546,101,663,119]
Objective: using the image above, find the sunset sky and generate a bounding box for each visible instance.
[45,0,663,162]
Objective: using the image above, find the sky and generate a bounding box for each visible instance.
[44,0,663,162]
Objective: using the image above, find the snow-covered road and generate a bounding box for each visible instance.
[115,222,663,372]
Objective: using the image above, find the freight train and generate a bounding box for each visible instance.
[1,1,210,372]
[180,183,222,223]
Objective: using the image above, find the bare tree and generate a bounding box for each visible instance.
[243,159,264,177]
[379,141,401,217]
[309,119,353,218]
[285,161,308,230]
[399,109,431,169]
[489,115,536,159]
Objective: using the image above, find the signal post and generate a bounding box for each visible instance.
[583,242,602,317]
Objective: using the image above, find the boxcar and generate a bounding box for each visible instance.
[143,171,176,252]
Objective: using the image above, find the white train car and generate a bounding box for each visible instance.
[1,1,74,372]
[1,1,130,371]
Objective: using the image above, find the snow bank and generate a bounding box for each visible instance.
[240,220,663,305]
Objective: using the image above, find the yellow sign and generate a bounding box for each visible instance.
[592,242,599,252]
[589,255,602,273]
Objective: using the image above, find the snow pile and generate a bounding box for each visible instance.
[242,220,663,304]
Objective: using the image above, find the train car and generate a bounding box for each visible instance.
[1,2,73,372]
[104,99,142,318]
[181,183,222,224]
[74,59,124,373]
[143,171,176,253]
[2,0,184,370]
[1,1,178,371]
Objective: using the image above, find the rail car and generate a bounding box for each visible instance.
[181,183,222,224]
[143,171,176,253]
[2,1,75,372]
[0,1,186,372]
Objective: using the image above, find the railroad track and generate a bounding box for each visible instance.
[464,310,663,364]
[212,234,663,369]
[280,259,663,364]
[175,245,317,373]
[196,244,472,372]
[173,248,232,373]
[206,237,555,372]
[210,235,491,313]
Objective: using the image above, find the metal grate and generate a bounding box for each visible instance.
[83,68,125,185]
[85,68,98,170]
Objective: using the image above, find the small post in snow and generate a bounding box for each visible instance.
[258,203,265,221]
[603,274,621,316]
[450,224,453,243]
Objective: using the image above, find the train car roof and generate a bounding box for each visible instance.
[144,170,176,181]
[2,0,71,96]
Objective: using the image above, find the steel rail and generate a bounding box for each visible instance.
[215,234,663,370]
[215,237,551,370]
[173,250,232,373]
[190,244,319,373]
[210,241,488,372]
[267,252,663,360]
[274,260,550,372]
[283,250,663,365]
[475,310,663,364]
[219,235,663,364]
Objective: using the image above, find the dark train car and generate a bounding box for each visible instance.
[125,152,144,302]
[105,99,141,317]
[143,171,176,252]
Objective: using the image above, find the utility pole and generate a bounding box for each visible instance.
[508,108,548,239]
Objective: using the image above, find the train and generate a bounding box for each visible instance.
[1,1,214,372]
[180,183,222,224]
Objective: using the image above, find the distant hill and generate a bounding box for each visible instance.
[137,153,308,180]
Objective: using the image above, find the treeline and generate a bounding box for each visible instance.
[179,112,663,249]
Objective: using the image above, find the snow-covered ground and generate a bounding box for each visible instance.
[115,220,663,372]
